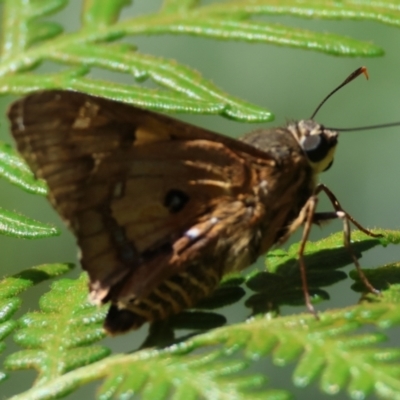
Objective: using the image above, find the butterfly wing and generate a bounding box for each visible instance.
[9,90,309,333]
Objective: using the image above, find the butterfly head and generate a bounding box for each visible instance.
[288,119,338,174]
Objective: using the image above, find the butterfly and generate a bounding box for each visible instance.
[8,67,379,335]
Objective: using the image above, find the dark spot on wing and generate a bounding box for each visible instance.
[164,189,189,213]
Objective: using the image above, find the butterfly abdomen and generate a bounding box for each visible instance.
[104,260,222,333]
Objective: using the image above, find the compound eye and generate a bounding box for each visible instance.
[302,133,331,163]
[302,134,321,152]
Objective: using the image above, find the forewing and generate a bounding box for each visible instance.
[8,90,279,331]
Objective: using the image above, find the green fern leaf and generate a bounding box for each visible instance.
[187,302,400,399]
[0,141,57,239]
[4,273,109,385]
[9,296,400,400]
[81,0,131,28]
[0,263,74,384]
[0,207,59,238]
[3,231,400,399]
[0,0,67,59]
[161,0,200,14]
[0,264,74,299]
[8,349,290,400]
[0,0,274,121]
[1,0,400,119]
[245,230,400,314]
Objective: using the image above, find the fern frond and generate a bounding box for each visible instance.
[188,298,400,399]
[245,230,400,314]
[3,229,400,398]
[9,349,290,400]
[1,0,400,120]
[0,141,59,238]
[9,293,400,400]
[0,207,59,238]
[4,273,109,385]
[0,263,74,383]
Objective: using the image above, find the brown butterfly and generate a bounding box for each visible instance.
[8,67,380,335]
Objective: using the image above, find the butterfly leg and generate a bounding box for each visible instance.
[312,184,381,296]
[289,183,381,317]
[275,192,322,315]
[296,194,320,316]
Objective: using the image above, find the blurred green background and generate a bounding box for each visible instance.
[1,0,400,399]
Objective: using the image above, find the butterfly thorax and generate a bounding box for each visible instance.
[241,120,338,252]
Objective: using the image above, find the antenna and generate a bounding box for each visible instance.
[310,66,368,120]
[327,122,400,132]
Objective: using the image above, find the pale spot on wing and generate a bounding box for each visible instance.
[185,227,200,239]
[210,217,219,224]
[185,217,219,240]
[72,101,100,129]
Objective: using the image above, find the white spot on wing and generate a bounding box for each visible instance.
[210,217,219,225]
[185,217,219,241]
[185,228,200,239]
